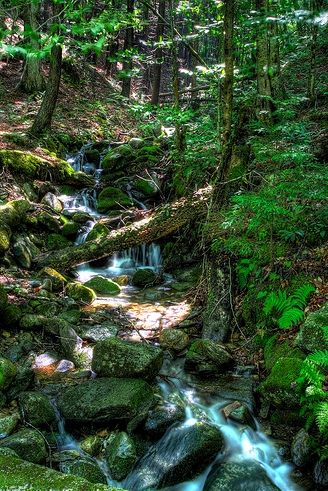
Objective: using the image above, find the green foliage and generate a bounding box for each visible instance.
[297,341,328,458]
[261,284,315,329]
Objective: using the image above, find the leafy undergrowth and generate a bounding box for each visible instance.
[0,59,139,153]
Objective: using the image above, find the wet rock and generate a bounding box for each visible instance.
[291,428,312,468]
[37,267,67,292]
[60,454,107,485]
[185,338,233,376]
[83,275,121,295]
[0,357,17,391]
[132,268,156,287]
[203,457,281,491]
[92,337,163,381]
[78,323,119,342]
[124,420,225,491]
[66,282,96,305]
[38,211,61,233]
[71,211,94,224]
[80,435,102,457]
[0,428,47,463]
[222,401,256,430]
[105,431,137,481]
[143,400,186,439]
[41,192,63,213]
[46,232,73,250]
[57,377,155,423]
[61,220,80,238]
[85,223,109,241]
[60,323,92,369]
[18,391,57,429]
[7,367,34,400]
[314,458,328,486]
[159,328,189,354]
[97,186,132,214]
[264,333,305,371]
[0,454,117,490]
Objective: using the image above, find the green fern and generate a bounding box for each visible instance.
[263,283,315,329]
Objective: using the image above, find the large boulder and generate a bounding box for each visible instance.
[124,420,225,491]
[184,338,233,376]
[97,187,132,214]
[0,454,121,490]
[66,282,96,305]
[57,377,155,423]
[83,275,121,295]
[0,428,47,463]
[0,357,17,391]
[18,391,57,429]
[105,431,137,481]
[203,458,281,491]
[92,337,163,381]
[258,356,303,408]
[294,303,328,353]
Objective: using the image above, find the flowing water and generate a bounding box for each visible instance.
[57,150,304,491]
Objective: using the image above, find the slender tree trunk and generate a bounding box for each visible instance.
[221,0,234,150]
[151,0,166,105]
[268,0,285,100]
[29,1,62,135]
[18,1,45,94]
[121,0,134,98]
[307,0,321,101]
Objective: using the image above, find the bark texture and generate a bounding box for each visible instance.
[34,186,212,271]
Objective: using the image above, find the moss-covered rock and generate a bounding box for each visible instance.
[0,454,120,490]
[66,283,96,304]
[0,413,20,438]
[71,211,93,224]
[0,428,47,463]
[294,303,328,353]
[92,337,163,381]
[132,268,156,287]
[80,435,102,457]
[60,457,107,484]
[8,199,32,215]
[57,377,155,423]
[19,314,47,331]
[0,149,75,182]
[105,431,136,481]
[264,333,306,371]
[0,203,21,228]
[41,192,63,213]
[83,276,120,295]
[0,357,17,391]
[184,338,233,376]
[97,187,132,214]
[37,267,67,292]
[3,304,23,327]
[0,219,11,254]
[12,233,41,269]
[258,357,303,408]
[101,144,135,175]
[134,177,158,196]
[159,328,189,353]
[18,391,57,429]
[86,223,109,241]
[61,220,80,238]
[46,233,73,250]
[38,211,61,233]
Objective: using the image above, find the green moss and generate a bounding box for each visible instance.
[0,357,17,391]
[3,304,22,327]
[66,283,96,304]
[134,178,156,196]
[97,187,132,214]
[86,223,109,241]
[61,221,80,237]
[264,333,305,371]
[84,276,120,295]
[47,233,73,250]
[132,268,156,287]
[0,455,121,490]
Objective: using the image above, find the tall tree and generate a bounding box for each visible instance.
[150,0,166,105]
[29,0,63,135]
[121,0,135,98]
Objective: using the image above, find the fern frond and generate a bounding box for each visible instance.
[298,358,325,387]
[263,290,289,315]
[278,307,305,328]
[321,326,328,340]
[319,446,328,461]
[290,284,315,309]
[315,402,328,435]
[306,350,328,370]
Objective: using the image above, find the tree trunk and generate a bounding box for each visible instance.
[29,1,62,135]
[221,0,234,149]
[34,186,212,271]
[18,1,45,93]
[121,0,134,98]
[150,0,166,105]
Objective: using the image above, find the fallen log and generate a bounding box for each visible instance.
[34,186,212,271]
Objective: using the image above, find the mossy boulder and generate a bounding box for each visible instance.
[0,357,17,391]
[132,268,156,287]
[61,220,80,238]
[41,192,63,213]
[258,356,304,408]
[264,333,306,371]
[57,377,155,423]
[294,303,328,353]
[71,211,93,224]
[134,177,158,196]
[105,431,137,481]
[0,220,11,254]
[46,233,73,251]
[0,203,21,228]
[60,456,107,484]
[38,211,61,233]
[20,314,47,331]
[0,413,20,438]
[3,304,23,327]
[0,428,47,463]
[12,233,41,269]
[84,276,120,295]
[97,187,132,214]
[0,149,75,182]
[80,435,102,457]
[184,339,233,376]
[101,144,135,174]
[18,391,57,429]
[37,267,67,292]
[92,337,164,381]
[8,199,32,215]
[86,223,109,241]
[66,283,96,304]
